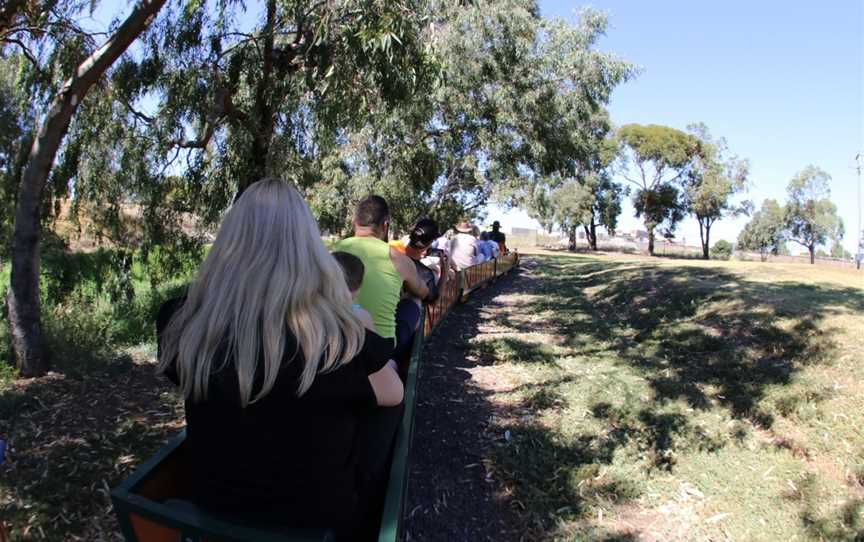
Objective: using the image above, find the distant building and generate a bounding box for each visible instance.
[626,229,649,242]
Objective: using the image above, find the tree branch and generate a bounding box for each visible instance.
[2,38,40,69]
[172,118,217,149]
[119,96,155,124]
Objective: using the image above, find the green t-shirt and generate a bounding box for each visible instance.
[333,236,402,340]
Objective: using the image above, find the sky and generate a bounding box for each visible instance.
[489,0,863,255]
[85,0,863,254]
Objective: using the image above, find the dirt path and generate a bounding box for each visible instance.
[405,257,544,542]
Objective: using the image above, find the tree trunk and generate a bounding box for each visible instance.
[647,225,655,256]
[699,220,709,259]
[568,224,577,251]
[6,0,167,377]
[237,0,276,197]
[585,222,597,251]
[809,244,815,264]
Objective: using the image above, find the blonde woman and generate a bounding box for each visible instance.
[156,179,402,537]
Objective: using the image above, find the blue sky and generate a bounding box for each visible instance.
[492,0,863,254]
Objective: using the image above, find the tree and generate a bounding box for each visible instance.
[5,0,168,376]
[3,0,436,376]
[0,54,33,253]
[548,176,593,250]
[684,123,750,259]
[616,124,700,256]
[784,166,841,264]
[828,219,848,259]
[1,0,636,375]
[737,199,785,261]
[535,170,624,251]
[711,239,732,260]
[312,3,634,236]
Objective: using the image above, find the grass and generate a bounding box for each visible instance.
[1,248,862,540]
[471,250,864,540]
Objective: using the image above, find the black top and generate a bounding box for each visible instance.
[156,297,393,531]
[489,230,506,244]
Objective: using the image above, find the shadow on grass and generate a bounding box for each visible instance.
[513,255,860,429]
[0,354,181,541]
[406,260,655,540]
[406,253,864,540]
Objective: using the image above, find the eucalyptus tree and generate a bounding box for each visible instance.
[737,198,785,261]
[0,54,33,253]
[4,0,168,376]
[575,138,625,250]
[828,220,850,260]
[683,123,750,259]
[549,177,592,250]
[3,0,433,376]
[616,124,701,256]
[784,165,841,264]
[308,2,634,236]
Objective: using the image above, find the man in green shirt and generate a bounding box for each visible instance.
[334,196,428,359]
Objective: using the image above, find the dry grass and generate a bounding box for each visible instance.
[464,250,864,541]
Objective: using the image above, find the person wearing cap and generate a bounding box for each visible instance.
[449,221,480,270]
[488,220,507,254]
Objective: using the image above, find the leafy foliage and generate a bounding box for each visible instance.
[632,183,686,240]
[617,123,701,254]
[784,166,841,264]
[737,199,785,260]
[711,239,732,260]
[2,0,637,375]
[683,123,750,258]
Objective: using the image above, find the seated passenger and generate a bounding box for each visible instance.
[476,230,494,262]
[488,220,507,254]
[402,217,451,301]
[431,229,454,256]
[333,196,428,362]
[156,179,401,539]
[333,251,377,333]
[449,221,479,270]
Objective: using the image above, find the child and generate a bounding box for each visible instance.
[332,251,377,333]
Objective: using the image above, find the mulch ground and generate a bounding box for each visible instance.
[0,258,539,541]
[0,353,183,541]
[404,257,541,542]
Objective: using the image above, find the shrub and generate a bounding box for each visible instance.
[711,239,733,260]
[1,240,204,375]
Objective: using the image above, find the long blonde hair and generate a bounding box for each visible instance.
[158,178,365,406]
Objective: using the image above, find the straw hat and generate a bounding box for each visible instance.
[455,221,474,234]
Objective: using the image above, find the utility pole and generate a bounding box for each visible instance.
[856,153,862,270]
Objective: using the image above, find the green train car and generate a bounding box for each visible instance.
[111,252,519,542]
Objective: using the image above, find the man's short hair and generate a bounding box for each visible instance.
[354,195,390,228]
[332,251,365,292]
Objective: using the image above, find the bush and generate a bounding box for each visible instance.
[1,240,203,375]
[711,239,733,260]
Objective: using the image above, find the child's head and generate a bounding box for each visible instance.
[332,251,364,296]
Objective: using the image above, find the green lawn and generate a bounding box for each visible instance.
[472,251,864,541]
